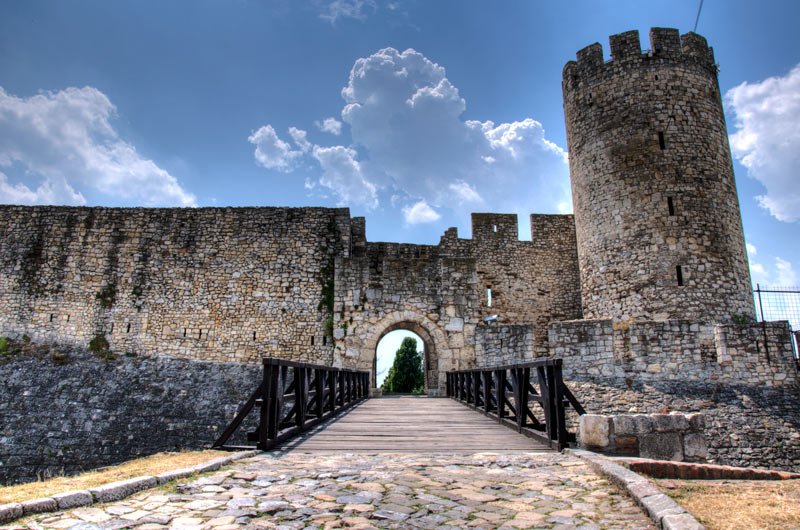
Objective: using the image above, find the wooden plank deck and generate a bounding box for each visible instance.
[281,396,550,453]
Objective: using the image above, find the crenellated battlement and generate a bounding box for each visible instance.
[471,212,520,243]
[563,28,755,324]
[563,28,715,86]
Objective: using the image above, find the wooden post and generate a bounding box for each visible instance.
[260,360,280,449]
[330,370,338,412]
[496,369,506,419]
[338,369,345,407]
[482,371,491,413]
[295,367,307,429]
[553,361,567,449]
[314,368,324,419]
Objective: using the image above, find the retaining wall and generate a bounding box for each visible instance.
[0,347,260,485]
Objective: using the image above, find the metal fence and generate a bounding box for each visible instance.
[753,285,800,330]
[754,285,800,361]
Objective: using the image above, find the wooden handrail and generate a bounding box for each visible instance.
[445,360,584,451]
[213,357,370,451]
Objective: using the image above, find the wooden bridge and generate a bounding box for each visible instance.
[213,358,584,453]
[282,396,548,452]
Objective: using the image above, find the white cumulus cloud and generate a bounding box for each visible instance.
[448,180,482,204]
[248,125,304,171]
[726,64,800,222]
[402,200,441,224]
[288,127,312,153]
[340,47,570,214]
[0,86,196,207]
[249,47,569,219]
[316,117,343,135]
[319,0,375,24]
[311,145,378,209]
[775,257,798,287]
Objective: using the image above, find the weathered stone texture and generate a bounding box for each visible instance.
[334,212,582,392]
[563,28,755,322]
[0,348,260,485]
[550,318,798,387]
[568,378,800,471]
[0,206,349,364]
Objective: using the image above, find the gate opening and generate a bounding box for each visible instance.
[375,329,426,394]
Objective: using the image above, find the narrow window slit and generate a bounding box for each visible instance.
[49,313,54,322]
[253,331,257,341]
[676,265,684,286]
[492,224,497,233]
[183,328,187,338]
[487,286,493,307]
[311,336,315,346]
[323,336,328,346]
[126,323,131,333]
[198,329,202,339]
[658,131,666,150]
[667,197,675,216]
[66,315,70,322]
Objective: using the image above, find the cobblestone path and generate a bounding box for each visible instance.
[8,452,654,530]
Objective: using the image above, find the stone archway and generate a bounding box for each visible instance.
[373,322,434,394]
[358,311,451,396]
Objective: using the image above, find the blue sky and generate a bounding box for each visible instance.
[1,0,799,292]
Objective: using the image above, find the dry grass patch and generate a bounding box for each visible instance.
[0,450,227,503]
[660,478,800,530]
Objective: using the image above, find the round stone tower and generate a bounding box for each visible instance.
[562,28,754,322]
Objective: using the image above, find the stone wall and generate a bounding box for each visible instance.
[334,213,582,392]
[0,206,351,364]
[0,206,581,392]
[578,413,708,462]
[474,324,534,367]
[563,28,754,322]
[0,346,260,485]
[565,378,800,472]
[549,319,799,387]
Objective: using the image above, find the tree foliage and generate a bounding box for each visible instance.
[382,337,424,393]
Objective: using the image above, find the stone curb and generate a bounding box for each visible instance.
[0,450,259,525]
[566,448,705,530]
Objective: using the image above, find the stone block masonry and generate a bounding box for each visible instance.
[0,347,260,485]
[563,28,755,322]
[578,413,708,461]
[567,378,800,472]
[0,206,351,364]
[549,318,799,387]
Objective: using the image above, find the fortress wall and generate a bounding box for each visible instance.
[0,206,349,364]
[336,213,583,391]
[550,319,798,387]
[441,213,582,356]
[0,347,260,485]
[563,29,754,322]
[566,379,800,472]
[474,324,534,367]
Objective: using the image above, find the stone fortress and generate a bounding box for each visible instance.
[1,28,798,480]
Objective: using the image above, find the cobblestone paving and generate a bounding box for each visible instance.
[7,452,654,529]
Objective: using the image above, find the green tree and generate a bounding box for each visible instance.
[382,337,424,393]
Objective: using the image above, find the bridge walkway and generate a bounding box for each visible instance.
[280,395,550,452]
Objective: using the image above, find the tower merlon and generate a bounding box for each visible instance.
[563,27,716,85]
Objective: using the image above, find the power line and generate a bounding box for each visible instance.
[693,0,705,32]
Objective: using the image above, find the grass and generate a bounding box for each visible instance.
[0,450,228,504]
[659,478,800,529]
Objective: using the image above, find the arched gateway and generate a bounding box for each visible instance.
[343,311,453,396]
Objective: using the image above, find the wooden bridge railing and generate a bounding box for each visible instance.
[446,358,586,450]
[213,358,370,451]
